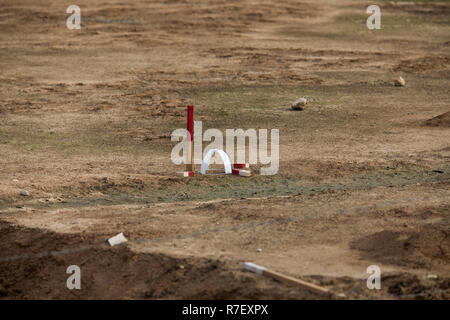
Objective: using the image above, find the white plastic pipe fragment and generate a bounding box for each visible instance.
[244,262,266,275]
[108,232,128,246]
[200,148,232,175]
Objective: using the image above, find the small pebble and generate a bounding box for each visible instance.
[427,274,438,280]
[20,190,29,196]
[257,248,262,252]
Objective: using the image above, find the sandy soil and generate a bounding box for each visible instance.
[0,0,449,299]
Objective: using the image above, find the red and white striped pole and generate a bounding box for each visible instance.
[183,105,195,177]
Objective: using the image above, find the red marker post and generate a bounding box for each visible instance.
[185,105,194,175]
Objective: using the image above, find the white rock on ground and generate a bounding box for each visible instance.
[20,190,29,196]
[291,97,307,110]
[395,76,405,87]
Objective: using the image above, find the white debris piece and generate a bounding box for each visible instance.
[108,232,128,246]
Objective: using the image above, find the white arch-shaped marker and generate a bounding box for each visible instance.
[200,149,232,175]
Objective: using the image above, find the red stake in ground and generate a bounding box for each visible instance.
[186,105,194,173]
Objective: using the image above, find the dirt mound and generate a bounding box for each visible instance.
[0,222,326,299]
[349,222,449,268]
[383,273,449,299]
[306,273,449,300]
[424,111,450,128]
[2,221,447,300]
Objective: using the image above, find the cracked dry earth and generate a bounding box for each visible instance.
[0,0,449,299]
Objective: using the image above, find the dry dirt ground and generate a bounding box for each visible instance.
[0,0,449,299]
